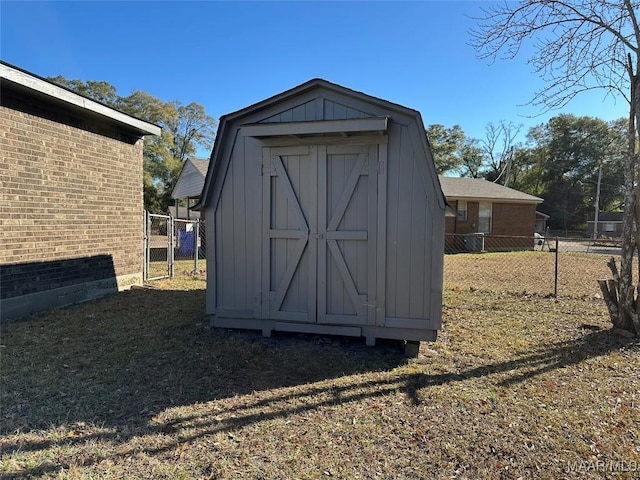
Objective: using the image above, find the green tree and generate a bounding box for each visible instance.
[48,77,216,213]
[426,124,466,174]
[520,115,625,231]
[472,0,640,335]
[426,124,484,176]
[48,75,119,106]
[168,102,216,162]
[502,144,547,196]
[459,138,485,178]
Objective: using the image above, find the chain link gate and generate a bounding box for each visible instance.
[143,211,202,281]
[144,212,172,281]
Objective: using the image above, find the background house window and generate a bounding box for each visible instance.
[457,201,467,221]
[478,202,492,233]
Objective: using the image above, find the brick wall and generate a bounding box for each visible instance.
[0,103,144,309]
[445,200,537,252]
[444,201,536,236]
[491,203,536,236]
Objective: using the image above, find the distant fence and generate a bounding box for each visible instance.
[143,212,206,281]
[444,234,625,298]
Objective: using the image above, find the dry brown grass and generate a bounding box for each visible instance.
[1,254,639,479]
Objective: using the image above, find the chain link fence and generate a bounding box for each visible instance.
[142,222,621,296]
[143,212,206,281]
[444,233,627,298]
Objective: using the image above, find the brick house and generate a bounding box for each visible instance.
[439,176,543,252]
[0,61,161,321]
[586,211,623,237]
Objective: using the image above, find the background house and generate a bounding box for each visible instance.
[170,157,209,220]
[440,176,543,252]
[586,211,623,237]
[536,211,549,234]
[0,61,160,321]
[199,78,445,348]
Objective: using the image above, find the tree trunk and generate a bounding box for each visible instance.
[601,67,640,337]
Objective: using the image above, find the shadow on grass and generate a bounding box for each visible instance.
[0,287,406,453]
[2,286,637,477]
[403,328,638,405]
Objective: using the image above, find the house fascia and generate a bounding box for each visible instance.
[445,195,542,205]
[0,61,161,137]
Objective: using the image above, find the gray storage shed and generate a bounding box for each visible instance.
[199,79,445,347]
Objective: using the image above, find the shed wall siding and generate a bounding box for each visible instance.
[260,99,319,123]
[258,98,376,124]
[384,122,441,325]
[213,136,261,315]
[0,105,143,316]
[323,100,373,120]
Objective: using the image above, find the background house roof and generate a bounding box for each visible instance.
[587,212,623,222]
[191,158,209,176]
[439,176,543,204]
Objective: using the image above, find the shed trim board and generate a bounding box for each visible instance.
[212,316,437,342]
[241,116,389,137]
[258,134,390,148]
[202,79,445,344]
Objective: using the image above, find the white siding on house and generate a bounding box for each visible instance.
[172,159,209,199]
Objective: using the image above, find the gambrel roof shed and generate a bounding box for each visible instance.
[200,79,445,349]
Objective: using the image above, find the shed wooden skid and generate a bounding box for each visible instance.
[199,79,445,345]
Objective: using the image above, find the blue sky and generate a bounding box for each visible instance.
[0,1,629,146]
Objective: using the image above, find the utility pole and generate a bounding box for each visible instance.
[504,147,513,187]
[593,164,602,239]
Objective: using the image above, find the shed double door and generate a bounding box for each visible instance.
[261,143,383,326]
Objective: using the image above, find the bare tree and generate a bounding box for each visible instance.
[481,120,523,184]
[471,0,640,336]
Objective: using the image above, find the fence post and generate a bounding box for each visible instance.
[143,210,148,282]
[194,219,200,272]
[169,216,175,278]
[554,237,559,296]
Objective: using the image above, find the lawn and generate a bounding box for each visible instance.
[1,255,639,479]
